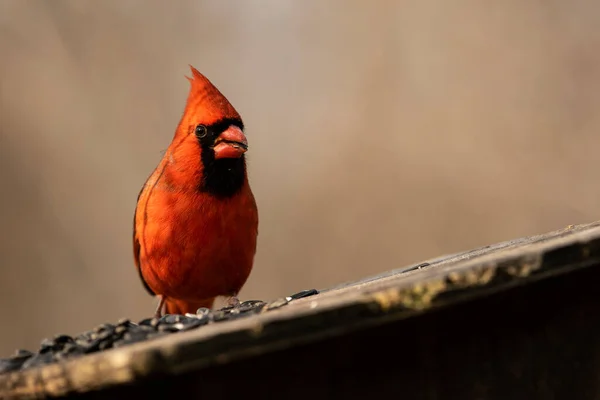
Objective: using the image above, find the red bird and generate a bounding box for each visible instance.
[133,66,259,317]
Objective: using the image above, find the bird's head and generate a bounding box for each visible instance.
[171,66,249,197]
[180,65,248,160]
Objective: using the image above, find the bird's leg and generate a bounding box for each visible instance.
[154,296,165,318]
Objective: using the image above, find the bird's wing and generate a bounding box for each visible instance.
[133,181,156,296]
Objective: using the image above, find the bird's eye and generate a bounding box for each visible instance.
[195,125,208,138]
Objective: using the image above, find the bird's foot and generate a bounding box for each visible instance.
[226,296,241,308]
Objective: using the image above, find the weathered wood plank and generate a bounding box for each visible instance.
[2,221,599,399]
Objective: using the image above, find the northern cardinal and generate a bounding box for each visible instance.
[133,66,258,317]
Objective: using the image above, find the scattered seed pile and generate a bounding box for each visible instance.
[0,289,318,375]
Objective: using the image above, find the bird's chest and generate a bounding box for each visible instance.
[168,193,253,254]
[146,192,257,298]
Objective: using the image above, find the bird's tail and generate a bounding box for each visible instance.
[163,297,215,315]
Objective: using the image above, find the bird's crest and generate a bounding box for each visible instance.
[183,65,241,126]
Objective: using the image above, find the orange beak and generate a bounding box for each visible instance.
[213,125,248,159]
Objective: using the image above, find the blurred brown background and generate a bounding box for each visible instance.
[1,0,599,356]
